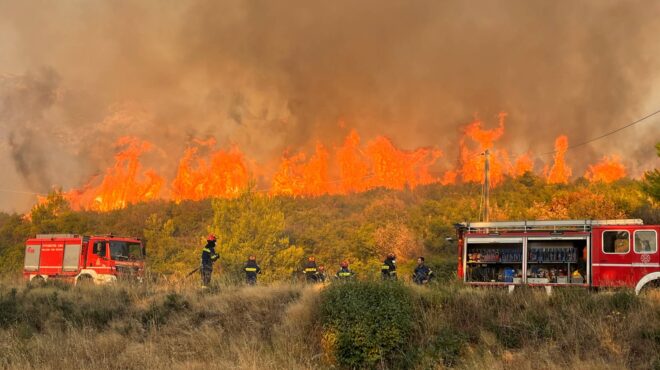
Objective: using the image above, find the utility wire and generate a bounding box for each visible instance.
[535,108,660,157]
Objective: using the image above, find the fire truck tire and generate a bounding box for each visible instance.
[30,275,45,286]
[635,272,660,295]
[76,274,94,286]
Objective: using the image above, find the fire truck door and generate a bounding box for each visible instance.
[633,229,658,282]
[593,229,633,287]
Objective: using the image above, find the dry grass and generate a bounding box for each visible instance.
[0,278,658,369]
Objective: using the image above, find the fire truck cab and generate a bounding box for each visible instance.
[455,219,659,294]
[23,234,145,285]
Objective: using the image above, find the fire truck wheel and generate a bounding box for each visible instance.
[639,280,660,296]
[76,275,94,286]
[30,275,45,286]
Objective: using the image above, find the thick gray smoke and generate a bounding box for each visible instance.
[0,0,659,211]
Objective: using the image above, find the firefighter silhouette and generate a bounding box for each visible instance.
[200,234,219,287]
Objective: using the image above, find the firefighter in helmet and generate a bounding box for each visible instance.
[317,264,327,283]
[381,253,397,280]
[412,256,433,285]
[244,255,261,285]
[201,234,220,287]
[303,256,319,283]
[335,260,355,280]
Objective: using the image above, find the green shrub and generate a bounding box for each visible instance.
[320,281,414,369]
[141,292,190,328]
[607,290,639,312]
[0,288,19,328]
[432,326,468,367]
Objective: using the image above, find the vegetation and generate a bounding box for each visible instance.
[0,165,657,368]
[0,279,658,369]
[641,143,660,202]
[320,281,414,368]
[0,176,657,280]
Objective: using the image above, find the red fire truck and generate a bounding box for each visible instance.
[23,234,146,285]
[456,219,659,294]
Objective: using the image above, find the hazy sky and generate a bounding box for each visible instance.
[1,0,659,212]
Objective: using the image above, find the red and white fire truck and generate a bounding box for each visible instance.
[23,234,146,285]
[456,219,659,294]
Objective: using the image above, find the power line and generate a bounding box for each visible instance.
[536,108,660,157]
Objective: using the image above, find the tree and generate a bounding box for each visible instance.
[211,190,297,281]
[641,143,660,202]
[143,214,196,276]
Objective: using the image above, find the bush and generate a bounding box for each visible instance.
[320,281,414,369]
[432,326,468,367]
[141,292,190,328]
[0,288,19,328]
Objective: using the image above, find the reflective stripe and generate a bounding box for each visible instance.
[381,265,390,270]
[304,268,317,272]
[245,268,257,272]
[338,272,352,277]
[203,248,211,253]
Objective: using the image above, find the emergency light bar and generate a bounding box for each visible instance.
[455,219,644,233]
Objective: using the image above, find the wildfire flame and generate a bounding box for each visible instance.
[64,137,164,211]
[544,135,572,184]
[171,138,250,201]
[45,113,627,212]
[584,156,626,183]
[458,112,534,186]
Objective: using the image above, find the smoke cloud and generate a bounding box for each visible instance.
[0,0,659,211]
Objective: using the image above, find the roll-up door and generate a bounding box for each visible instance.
[24,244,41,271]
[62,244,81,272]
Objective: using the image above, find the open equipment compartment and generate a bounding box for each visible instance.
[526,237,588,285]
[465,237,523,283]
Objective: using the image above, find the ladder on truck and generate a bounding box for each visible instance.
[455,219,644,233]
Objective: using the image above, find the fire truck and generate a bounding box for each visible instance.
[455,219,659,294]
[23,234,145,285]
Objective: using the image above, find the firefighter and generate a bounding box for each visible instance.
[244,255,261,285]
[303,256,319,283]
[335,260,355,280]
[317,265,327,283]
[381,253,397,280]
[412,256,433,285]
[200,234,220,287]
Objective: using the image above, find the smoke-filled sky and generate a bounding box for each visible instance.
[1,0,659,212]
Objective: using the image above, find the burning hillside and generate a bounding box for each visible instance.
[50,113,631,212]
[2,2,659,213]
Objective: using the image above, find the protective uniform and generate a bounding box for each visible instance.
[303,257,319,283]
[317,265,327,283]
[244,256,261,285]
[200,235,219,287]
[381,254,397,280]
[335,261,355,280]
[412,258,433,285]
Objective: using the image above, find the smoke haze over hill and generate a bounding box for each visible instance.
[0,0,659,211]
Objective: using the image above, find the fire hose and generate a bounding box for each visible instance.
[185,266,201,278]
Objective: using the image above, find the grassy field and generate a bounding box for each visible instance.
[0,277,658,370]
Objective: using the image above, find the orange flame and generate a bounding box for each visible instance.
[271,142,331,196]
[171,139,250,201]
[544,135,572,184]
[584,156,626,183]
[337,130,370,193]
[458,112,531,186]
[64,137,164,211]
[365,136,442,190]
[49,111,634,212]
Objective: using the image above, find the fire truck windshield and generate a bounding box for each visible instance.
[109,241,144,261]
